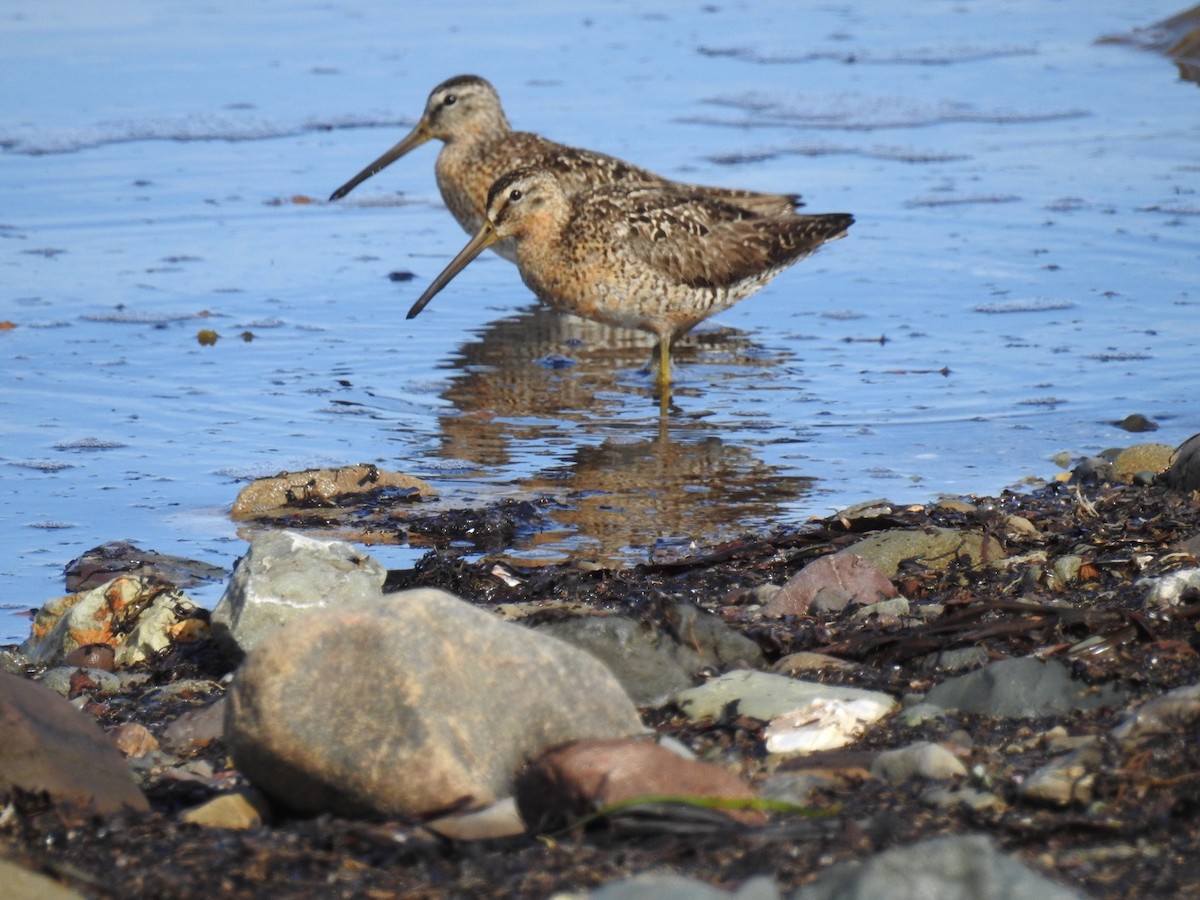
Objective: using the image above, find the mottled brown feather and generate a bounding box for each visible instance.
[331,75,804,261]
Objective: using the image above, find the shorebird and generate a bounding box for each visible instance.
[406,167,853,395]
[328,75,803,260]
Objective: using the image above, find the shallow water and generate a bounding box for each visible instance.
[2,1,1197,641]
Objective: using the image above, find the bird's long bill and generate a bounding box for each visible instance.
[328,121,432,201]
[406,224,500,320]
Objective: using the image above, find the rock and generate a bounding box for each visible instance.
[921,785,1006,813]
[764,554,897,617]
[63,643,116,672]
[39,665,122,698]
[427,797,526,840]
[919,646,988,674]
[870,741,967,783]
[1111,682,1200,746]
[0,672,149,817]
[1110,442,1175,483]
[772,651,858,676]
[924,657,1126,718]
[837,527,1005,578]
[1141,568,1200,609]
[111,723,160,758]
[21,575,208,669]
[674,670,897,724]
[64,540,225,593]
[225,588,643,819]
[515,737,766,833]
[586,873,780,900]
[1020,742,1101,805]
[1071,456,1113,483]
[160,698,226,753]
[0,648,26,676]
[229,463,436,520]
[0,858,85,900]
[211,530,387,655]
[1162,432,1200,492]
[764,697,894,755]
[1113,413,1158,433]
[793,834,1082,900]
[179,788,273,829]
[534,604,762,707]
[1047,554,1083,591]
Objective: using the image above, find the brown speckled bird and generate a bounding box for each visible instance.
[329,74,803,260]
[407,167,853,393]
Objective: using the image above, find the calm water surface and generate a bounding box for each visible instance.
[2,1,1197,641]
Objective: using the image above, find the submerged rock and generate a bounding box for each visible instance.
[225,588,643,819]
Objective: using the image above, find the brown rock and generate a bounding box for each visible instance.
[229,464,436,520]
[111,722,160,758]
[0,672,149,817]
[179,788,273,829]
[225,589,643,820]
[514,737,767,833]
[63,643,116,672]
[766,554,897,617]
[161,698,226,754]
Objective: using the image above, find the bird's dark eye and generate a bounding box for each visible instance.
[508,189,523,202]
[443,94,457,107]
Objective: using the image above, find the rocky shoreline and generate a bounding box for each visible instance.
[2,434,1200,898]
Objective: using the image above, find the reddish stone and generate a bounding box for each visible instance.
[515,737,767,832]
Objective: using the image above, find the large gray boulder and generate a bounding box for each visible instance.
[225,588,644,819]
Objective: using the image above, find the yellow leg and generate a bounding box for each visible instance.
[656,338,671,391]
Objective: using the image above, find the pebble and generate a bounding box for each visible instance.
[225,588,644,819]
[764,697,894,755]
[39,665,122,698]
[179,788,273,829]
[63,643,116,672]
[870,741,967,783]
[674,670,897,724]
[1142,567,1200,609]
[211,529,387,655]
